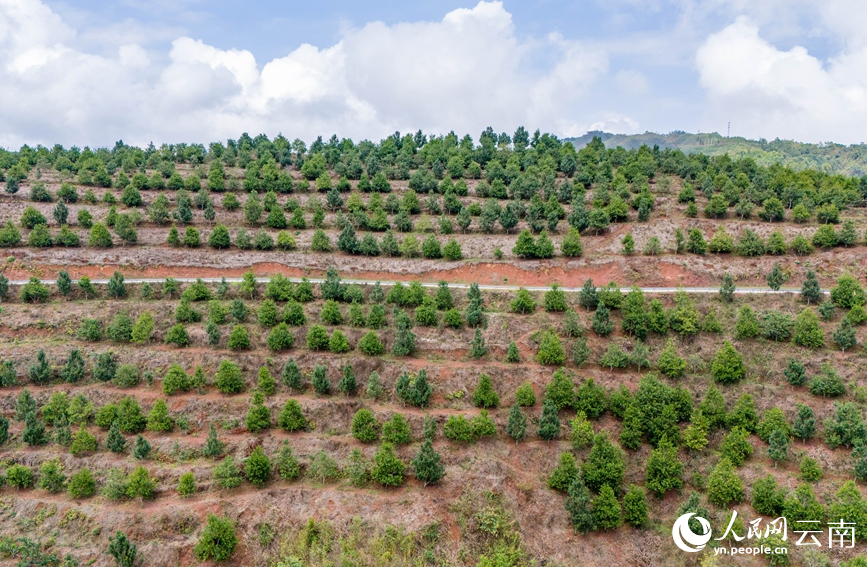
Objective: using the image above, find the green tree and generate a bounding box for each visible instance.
[767,262,787,291]
[109,532,137,567]
[213,455,242,489]
[645,437,683,496]
[592,484,622,530]
[548,451,580,492]
[146,399,173,432]
[793,308,825,348]
[720,426,753,467]
[565,478,595,534]
[623,485,648,528]
[706,457,744,507]
[711,341,745,384]
[801,270,822,304]
[472,374,499,408]
[719,273,736,302]
[244,446,272,488]
[68,468,96,499]
[126,466,156,501]
[412,439,445,486]
[194,515,238,561]
[583,434,625,492]
[371,442,406,487]
[351,408,380,443]
[506,404,527,443]
[538,398,561,441]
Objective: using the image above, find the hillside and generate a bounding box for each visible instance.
[1,131,867,567]
[567,131,867,177]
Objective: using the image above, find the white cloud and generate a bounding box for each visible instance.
[695,16,867,143]
[0,0,611,147]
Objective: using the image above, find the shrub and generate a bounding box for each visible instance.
[67,468,96,498]
[244,446,272,488]
[194,515,238,561]
[371,442,406,487]
[227,325,250,350]
[6,464,34,489]
[164,324,190,347]
[215,360,245,394]
[306,325,330,350]
[706,458,744,507]
[711,341,745,384]
[358,331,384,355]
[472,374,500,408]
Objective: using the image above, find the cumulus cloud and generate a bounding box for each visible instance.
[696,15,867,143]
[0,0,609,147]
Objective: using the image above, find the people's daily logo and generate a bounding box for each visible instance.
[672,513,712,552]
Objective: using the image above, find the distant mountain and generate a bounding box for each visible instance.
[565,131,867,177]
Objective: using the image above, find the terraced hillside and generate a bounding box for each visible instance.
[1,132,867,567]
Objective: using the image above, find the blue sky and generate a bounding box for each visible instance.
[2,0,866,147]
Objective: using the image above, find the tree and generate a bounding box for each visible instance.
[583,434,625,492]
[512,229,537,258]
[245,391,271,432]
[548,451,580,491]
[312,365,330,396]
[768,429,789,466]
[767,262,787,291]
[623,485,648,528]
[351,408,379,442]
[126,466,156,501]
[792,404,815,441]
[505,341,520,363]
[706,457,744,507]
[578,279,598,310]
[834,318,857,352]
[276,442,301,480]
[592,484,622,530]
[719,273,736,302]
[371,442,407,487]
[711,341,745,384]
[28,349,51,384]
[215,360,245,394]
[68,468,96,499]
[801,270,822,304]
[213,455,242,489]
[133,435,151,459]
[545,284,568,312]
[106,420,127,453]
[472,374,499,408]
[107,271,126,298]
[565,478,595,534]
[591,303,613,336]
[536,331,565,365]
[412,439,445,486]
[538,398,561,441]
[244,446,272,488]
[392,310,417,357]
[832,274,866,309]
[23,412,47,446]
[656,339,686,379]
[510,288,536,313]
[463,327,486,359]
[561,227,583,257]
[146,399,173,432]
[720,427,753,467]
[38,458,67,493]
[504,403,527,443]
[194,515,238,561]
[793,308,824,348]
[645,437,683,496]
[109,531,137,567]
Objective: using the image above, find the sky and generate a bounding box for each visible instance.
[1,0,866,148]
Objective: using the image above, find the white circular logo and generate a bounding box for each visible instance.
[672,513,712,552]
